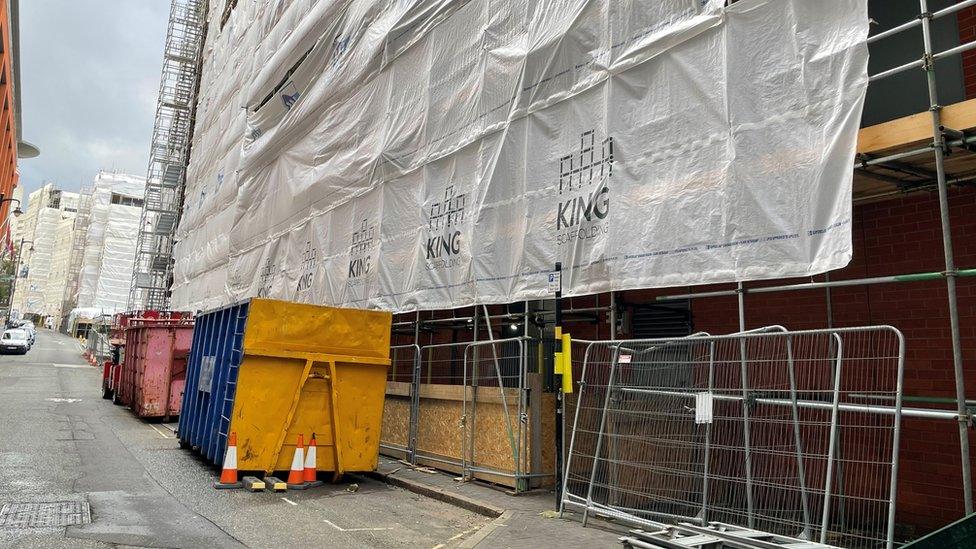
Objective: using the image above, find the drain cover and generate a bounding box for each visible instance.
[0,502,91,528]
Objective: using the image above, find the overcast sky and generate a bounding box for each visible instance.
[17,1,169,198]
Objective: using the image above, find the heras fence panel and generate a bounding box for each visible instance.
[380,344,422,462]
[382,337,555,492]
[178,298,392,475]
[561,326,904,549]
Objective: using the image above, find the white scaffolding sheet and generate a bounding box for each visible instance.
[173,0,868,313]
[76,172,146,313]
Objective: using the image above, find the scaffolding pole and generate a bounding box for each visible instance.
[655,269,976,301]
[919,0,973,515]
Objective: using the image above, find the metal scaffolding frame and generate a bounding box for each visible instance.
[59,185,93,325]
[129,0,207,311]
[655,0,976,516]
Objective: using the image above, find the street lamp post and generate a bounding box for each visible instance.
[5,237,33,326]
[0,197,25,326]
[0,195,24,259]
[0,194,24,223]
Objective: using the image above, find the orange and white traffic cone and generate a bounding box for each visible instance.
[303,433,323,488]
[214,432,243,489]
[286,434,307,489]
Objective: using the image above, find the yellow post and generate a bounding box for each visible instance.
[561,333,573,394]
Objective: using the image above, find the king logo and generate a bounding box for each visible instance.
[425,185,466,263]
[348,218,376,280]
[554,130,614,243]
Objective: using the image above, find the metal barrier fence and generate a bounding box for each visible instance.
[380,337,549,492]
[560,326,905,549]
[86,330,111,364]
[381,344,421,462]
[462,338,528,487]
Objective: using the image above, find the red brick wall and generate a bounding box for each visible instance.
[959,7,976,99]
[626,187,976,534]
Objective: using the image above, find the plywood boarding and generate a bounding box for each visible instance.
[381,379,555,489]
[380,395,410,449]
[538,393,557,484]
[417,397,464,463]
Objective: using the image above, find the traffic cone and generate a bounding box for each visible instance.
[303,433,323,488]
[287,434,307,489]
[214,432,243,489]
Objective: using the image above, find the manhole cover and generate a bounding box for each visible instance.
[0,502,91,528]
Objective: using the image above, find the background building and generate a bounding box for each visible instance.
[74,171,145,314]
[11,171,143,326]
[9,183,78,320]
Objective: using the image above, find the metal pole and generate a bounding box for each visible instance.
[554,262,564,508]
[737,282,755,527]
[608,291,620,506]
[919,0,973,515]
[821,334,844,544]
[410,312,421,464]
[824,273,834,329]
[887,332,907,549]
[464,305,480,481]
[609,291,617,340]
[786,335,812,539]
[656,268,976,301]
[8,238,27,319]
[618,387,958,420]
[700,340,715,524]
[867,0,976,44]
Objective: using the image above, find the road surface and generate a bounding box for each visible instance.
[0,330,488,548]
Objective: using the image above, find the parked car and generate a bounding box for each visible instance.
[21,322,35,344]
[0,329,31,355]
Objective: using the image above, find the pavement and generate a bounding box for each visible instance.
[370,457,625,548]
[0,330,492,548]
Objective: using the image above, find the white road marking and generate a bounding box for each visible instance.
[322,518,395,532]
[431,545,445,549]
[18,362,89,368]
[281,497,298,506]
[149,424,172,439]
[45,398,82,403]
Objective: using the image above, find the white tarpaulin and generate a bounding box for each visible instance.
[173,0,868,313]
[76,171,146,313]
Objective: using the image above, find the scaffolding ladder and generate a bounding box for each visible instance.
[128,0,207,311]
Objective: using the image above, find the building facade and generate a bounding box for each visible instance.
[74,171,146,314]
[9,183,78,319]
[0,0,19,233]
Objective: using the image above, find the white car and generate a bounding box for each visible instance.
[0,329,30,355]
[22,323,35,343]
